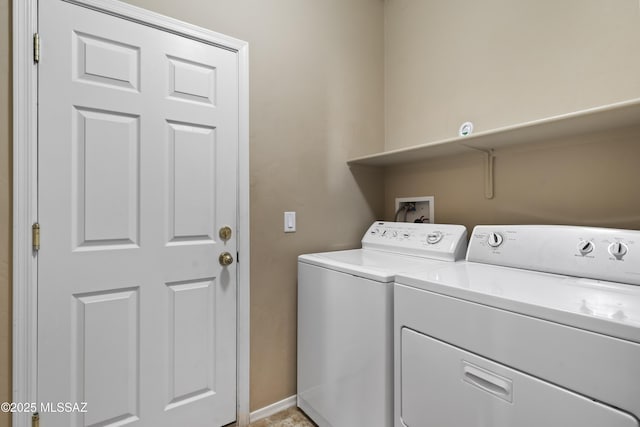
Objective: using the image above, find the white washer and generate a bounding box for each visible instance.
[297,221,467,427]
[395,225,640,427]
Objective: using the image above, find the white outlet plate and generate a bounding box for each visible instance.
[395,196,434,223]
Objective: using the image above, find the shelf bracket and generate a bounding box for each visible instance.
[483,149,494,199]
[464,145,494,199]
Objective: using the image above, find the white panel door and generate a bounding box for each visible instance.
[38,1,238,426]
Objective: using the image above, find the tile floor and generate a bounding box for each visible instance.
[247,407,316,427]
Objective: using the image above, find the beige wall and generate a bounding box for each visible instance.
[385,0,640,150]
[0,0,385,420]
[0,0,11,426]
[383,0,640,231]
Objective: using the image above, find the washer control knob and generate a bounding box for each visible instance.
[426,231,443,244]
[578,240,594,255]
[609,242,628,258]
[487,232,503,248]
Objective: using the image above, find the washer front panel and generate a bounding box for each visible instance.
[299,263,393,427]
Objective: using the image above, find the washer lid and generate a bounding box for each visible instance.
[299,249,452,283]
[396,262,640,343]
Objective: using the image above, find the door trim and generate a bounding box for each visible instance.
[12,1,251,426]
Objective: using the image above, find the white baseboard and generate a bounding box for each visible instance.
[249,395,297,423]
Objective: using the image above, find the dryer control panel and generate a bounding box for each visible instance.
[468,225,640,286]
[362,221,467,262]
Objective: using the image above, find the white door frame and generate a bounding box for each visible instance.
[12,1,251,426]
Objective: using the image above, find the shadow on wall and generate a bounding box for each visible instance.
[349,165,385,221]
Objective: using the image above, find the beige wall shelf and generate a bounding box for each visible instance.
[347,98,640,167]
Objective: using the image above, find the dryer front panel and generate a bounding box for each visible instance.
[399,328,638,427]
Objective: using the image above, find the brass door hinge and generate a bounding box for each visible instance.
[32,412,40,427]
[32,223,40,251]
[33,33,40,63]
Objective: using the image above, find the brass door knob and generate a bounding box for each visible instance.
[219,252,234,266]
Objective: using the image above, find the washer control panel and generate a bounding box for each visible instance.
[362,222,468,262]
[468,225,640,286]
[426,231,444,244]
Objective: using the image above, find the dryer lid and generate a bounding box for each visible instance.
[396,262,640,343]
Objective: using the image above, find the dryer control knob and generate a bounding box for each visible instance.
[578,240,594,255]
[608,242,628,258]
[487,232,503,248]
[426,231,443,244]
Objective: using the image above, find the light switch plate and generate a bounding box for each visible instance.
[284,211,296,233]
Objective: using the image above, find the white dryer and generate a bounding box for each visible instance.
[394,225,640,427]
[298,221,467,427]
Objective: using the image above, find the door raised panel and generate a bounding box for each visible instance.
[72,288,140,427]
[167,121,216,243]
[168,56,216,105]
[73,31,140,91]
[73,107,139,250]
[166,279,216,409]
